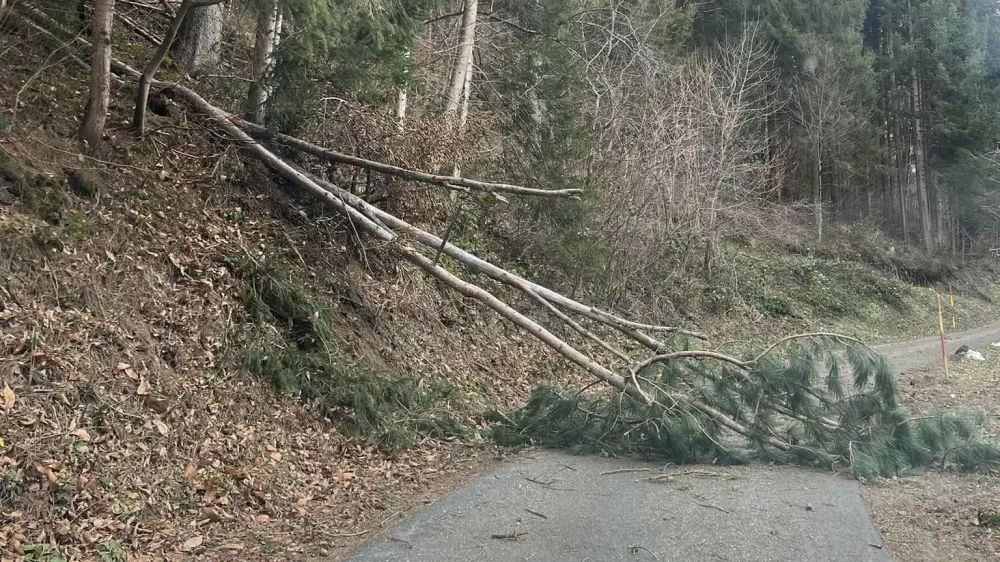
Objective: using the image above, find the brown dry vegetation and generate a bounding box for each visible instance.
[864,348,1000,562]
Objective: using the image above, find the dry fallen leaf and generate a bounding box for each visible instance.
[153,419,170,437]
[200,507,224,522]
[71,428,91,442]
[145,395,170,414]
[137,376,150,396]
[184,461,198,482]
[35,464,59,491]
[253,514,270,523]
[1,385,15,411]
[115,362,131,372]
[180,535,204,552]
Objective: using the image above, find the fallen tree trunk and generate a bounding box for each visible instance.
[158,81,651,403]
[284,164,701,351]
[239,120,584,199]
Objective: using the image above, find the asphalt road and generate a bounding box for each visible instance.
[345,321,1000,562]
[346,452,891,562]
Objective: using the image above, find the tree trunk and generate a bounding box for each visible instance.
[244,0,278,122]
[888,34,908,243]
[911,69,933,254]
[134,0,212,136]
[881,32,893,228]
[451,58,474,178]
[814,145,823,242]
[171,1,223,75]
[924,80,947,252]
[443,0,477,124]
[80,0,115,149]
[395,88,408,127]
[395,50,410,128]
[881,130,892,227]
[933,171,947,251]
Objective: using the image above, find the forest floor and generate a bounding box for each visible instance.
[864,342,1000,561]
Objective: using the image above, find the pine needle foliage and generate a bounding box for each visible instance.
[235,256,469,449]
[492,335,1000,478]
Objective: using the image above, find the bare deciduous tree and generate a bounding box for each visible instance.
[443,0,477,125]
[573,11,783,307]
[790,52,864,242]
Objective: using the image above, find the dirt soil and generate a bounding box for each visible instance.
[863,344,1000,561]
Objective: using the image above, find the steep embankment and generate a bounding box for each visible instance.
[0,40,581,560]
[2,20,1000,562]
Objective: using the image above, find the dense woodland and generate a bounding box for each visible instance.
[50,0,1000,263]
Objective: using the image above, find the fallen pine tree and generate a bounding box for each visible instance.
[14,3,1000,479]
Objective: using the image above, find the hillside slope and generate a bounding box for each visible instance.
[2,14,1000,562]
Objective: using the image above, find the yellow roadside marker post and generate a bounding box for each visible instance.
[937,293,949,376]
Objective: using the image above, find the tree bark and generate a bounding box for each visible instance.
[814,145,823,242]
[911,69,933,254]
[443,0,477,124]
[395,87,408,127]
[394,50,410,128]
[451,57,474,178]
[881,32,893,228]
[244,0,278,122]
[907,1,933,253]
[80,0,115,149]
[888,35,909,244]
[134,0,221,136]
[171,0,223,75]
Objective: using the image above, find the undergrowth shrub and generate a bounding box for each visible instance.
[235,256,469,449]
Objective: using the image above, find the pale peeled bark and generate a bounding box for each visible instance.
[395,50,410,127]
[443,0,477,124]
[80,0,115,148]
[395,87,408,126]
[244,0,278,122]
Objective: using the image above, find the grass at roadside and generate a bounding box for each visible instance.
[863,346,1000,561]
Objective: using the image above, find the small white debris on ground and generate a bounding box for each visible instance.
[954,345,986,361]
